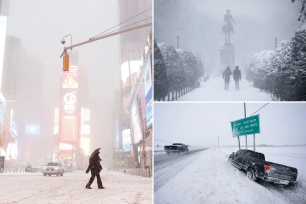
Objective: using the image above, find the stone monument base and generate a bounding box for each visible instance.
[219,43,235,74]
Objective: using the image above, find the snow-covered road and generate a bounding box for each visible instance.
[154,147,306,204]
[177,76,272,101]
[0,170,152,204]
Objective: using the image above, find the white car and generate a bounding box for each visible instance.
[43,162,64,177]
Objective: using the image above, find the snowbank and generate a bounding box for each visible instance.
[154,148,306,204]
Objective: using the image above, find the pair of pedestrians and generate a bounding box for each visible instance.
[222,66,241,90]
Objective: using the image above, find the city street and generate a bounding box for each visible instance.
[0,170,152,204]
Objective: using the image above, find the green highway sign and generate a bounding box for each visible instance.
[230,114,260,137]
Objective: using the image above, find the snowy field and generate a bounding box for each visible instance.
[0,170,152,204]
[177,76,272,101]
[154,147,306,204]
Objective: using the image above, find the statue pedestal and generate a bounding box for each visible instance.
[219,43,235,74]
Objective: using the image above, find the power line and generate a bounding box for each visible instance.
[91,7,152,39]
[93,17,152,39]
[250,103,269,116]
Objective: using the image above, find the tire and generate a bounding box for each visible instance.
[246,168,257,181]
[61,173,63,177]
[43,173,46,176]
[166,152,170,155]
[48,174,51,176]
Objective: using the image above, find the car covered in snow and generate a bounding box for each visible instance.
[164,143,189,154]
[229,149,298,185]
[43,162,64,177]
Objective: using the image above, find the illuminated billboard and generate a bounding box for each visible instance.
[0,16,8,90]
[81,108,90,134]
[61,116,78,142]
[122,129,131,152]
[26,125,40,135]
[130,99,143,144]
[80,137,90,155]
[144,57,153,127]
[59,143,75,150]
[81,123,90,134]
[81,108,90,121]
[61,91,78,115]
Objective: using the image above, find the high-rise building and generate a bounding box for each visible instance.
[118,0,152,143]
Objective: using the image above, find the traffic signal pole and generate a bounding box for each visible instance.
[60,23,152,58]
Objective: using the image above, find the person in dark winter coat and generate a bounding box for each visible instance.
[233,66,241,90]
[85,154,104,189]
[222,66,232,90]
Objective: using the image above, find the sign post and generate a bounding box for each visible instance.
[230,114,260,150]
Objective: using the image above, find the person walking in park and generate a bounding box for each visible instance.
[223,66,232,90]
[86,148,105,189]
[233,66,241,90]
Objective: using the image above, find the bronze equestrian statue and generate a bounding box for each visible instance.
[221,10,235,44]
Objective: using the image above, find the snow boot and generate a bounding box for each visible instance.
[98,186,105,189]
[85,184,92,189]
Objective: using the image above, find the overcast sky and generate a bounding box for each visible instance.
[154,103,306,147]
[5,0,120,159]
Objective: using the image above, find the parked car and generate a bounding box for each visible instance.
[43,162,64,177]
[164,143,189,154]
[228,149,298,185]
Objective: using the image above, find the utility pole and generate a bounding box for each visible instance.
[244,103,247,150]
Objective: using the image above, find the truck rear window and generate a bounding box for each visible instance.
[246,152,258,158]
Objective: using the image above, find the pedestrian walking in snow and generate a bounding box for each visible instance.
[222,66,232,90]
[233,66,241,90]
[85,148,105,189]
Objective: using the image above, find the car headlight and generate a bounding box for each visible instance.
[55,167,59,170]
[43,167,46,169]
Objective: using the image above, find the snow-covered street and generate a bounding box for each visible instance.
[154,147,306,204]
[177,76,272,101]
[0,170,152,204]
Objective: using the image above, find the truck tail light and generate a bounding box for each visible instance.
[176,147,178,149]
[264,165,271,173]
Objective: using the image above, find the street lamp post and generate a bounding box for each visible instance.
[274,32,278,49]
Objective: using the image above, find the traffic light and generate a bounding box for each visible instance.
[63,54,69,72]
[143,152,146,157]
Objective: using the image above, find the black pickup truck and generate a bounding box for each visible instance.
[164,143,189,154]
[229,149,298,185]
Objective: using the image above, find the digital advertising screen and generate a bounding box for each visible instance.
[144,57,153,128]
[81,123,90,134]
[81,108,90,121]
[26,125,40,135]
[62,91,78,115]
[61,116,78,142]
[122,129,131,152]
[130,99,143,144]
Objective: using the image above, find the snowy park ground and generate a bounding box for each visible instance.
[0,170,152,204]
[154,147,306,204]
[178,76,272,101]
